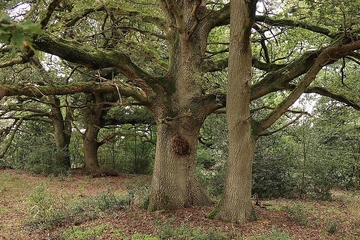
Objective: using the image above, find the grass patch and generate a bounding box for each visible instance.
[248,227,292,240]
[156,217,230,240]
[266,204,283,211]
[131,233,158,240]
[26,184,131,230]
[62,224,109,240]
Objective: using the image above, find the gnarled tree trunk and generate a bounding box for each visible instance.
[147,1,219,210]
[82,93,104,173]
[148,118,212,210]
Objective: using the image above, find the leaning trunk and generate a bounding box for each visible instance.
[148,118,212,211]
[210,0,257,223]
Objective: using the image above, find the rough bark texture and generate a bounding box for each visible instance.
[148,120,212,210]
[147,0,219,210]
[83,127,100,173]
[82,93,104,173]
[48,96,71,168]
[210,0,257,223]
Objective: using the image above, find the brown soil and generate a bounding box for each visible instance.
[0,169,359,239]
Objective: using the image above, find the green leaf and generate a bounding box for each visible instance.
[19,20,43,35]
[0,14,12,24]
[0,32,10,44]
[10,29,26,47]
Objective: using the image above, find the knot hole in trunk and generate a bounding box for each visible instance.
[172,135,190,155]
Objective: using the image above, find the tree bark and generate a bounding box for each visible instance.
[147,1,219,210]
[209,0,258,223]
[83,125,100,173]
[148,118,212,210]
[82,93,104,173]
[48,96,72,168]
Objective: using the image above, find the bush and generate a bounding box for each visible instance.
[282,204,309,226]
[252,135,299,199]
[326,220,340,234]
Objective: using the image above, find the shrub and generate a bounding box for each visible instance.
[26,184,66,229]
[326,220,340,234]
[282,204,309,226]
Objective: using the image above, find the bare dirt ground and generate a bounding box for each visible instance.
[0,169,359,239]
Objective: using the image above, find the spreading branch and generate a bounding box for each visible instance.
[259,113,304,137]
[258,40,360,133]
[251,50,321,100]
[33,34,156,96]
[0,81,149,104]
[40,0,63,28]
[255,15,333,37]
[0,118,23,158]
[298,85,360,110]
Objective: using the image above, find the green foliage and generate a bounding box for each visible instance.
[26,184,65,229]
[282,204,309,226]
[124,176,150,208]
[197,147,227,198]
[97,121,155,174]
[157,217,229,240]
[2,121,68,176]
[25,143,69,176]
[26,185,129,230]
[62,224,109,240]
[90,191,127,212]
[0,13,42,48]
[326,219,340,234]
[253,134,299,199]
[197,114,228,198]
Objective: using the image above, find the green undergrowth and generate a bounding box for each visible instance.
[26,183,131,230]
[247,227,291,240]
[62,223,110,240]
[156,217,230,240]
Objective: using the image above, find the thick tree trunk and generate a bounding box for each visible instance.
[83,126,100,173]
[148,119,212,211]
[49,96,71,168]
[82,93,104,173]
[209,140,256,223]
[209,0,258,223]
[52,117,71,167]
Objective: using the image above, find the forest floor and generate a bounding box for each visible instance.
[0,169,359,240]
